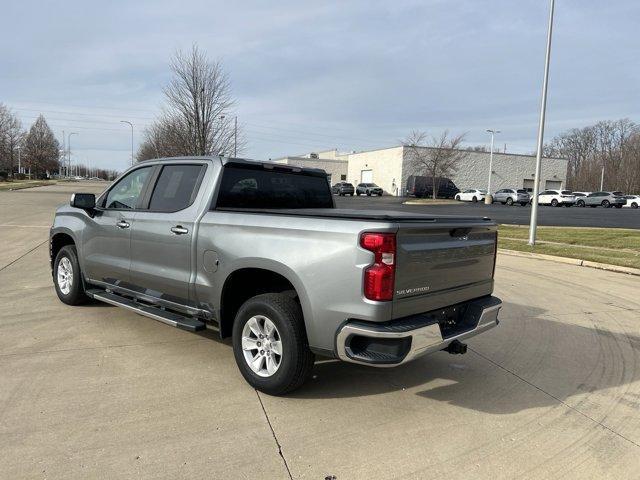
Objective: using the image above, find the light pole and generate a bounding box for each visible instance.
[528,0,555,246]
[600,164,605,191]
[485,129,500,203]
[120,121,134,166]
[68,132,78,178]
[16,146,21,175]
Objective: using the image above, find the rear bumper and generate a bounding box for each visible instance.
[335,296,502,367]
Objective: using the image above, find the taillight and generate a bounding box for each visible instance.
[492,230,498,278]
[360,232,396,301]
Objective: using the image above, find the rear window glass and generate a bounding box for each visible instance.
[215,165,333,209]
[561,190,572,195]
[517,189,528,193]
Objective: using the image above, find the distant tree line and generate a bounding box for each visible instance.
[138,45,245,161]
[0,106,62,179]
[544,118,640,192]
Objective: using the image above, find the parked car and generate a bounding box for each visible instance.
[455,189,487,203]
[537,189,576,207]
[623,195,640,209]
[572,192,591,207]
[580,191,627,208]
[405,175,459,199]
[50,157,502,395]
[493,188,530,206]
[331,181,354,196]
[356,183,383,196]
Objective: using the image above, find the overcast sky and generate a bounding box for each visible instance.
[2,0,639,172]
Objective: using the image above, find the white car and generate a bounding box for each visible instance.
[455,189,487,203]
[623,195,640,209]
[537,189,576,207]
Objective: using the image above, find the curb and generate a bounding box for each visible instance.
[498,249,640,277]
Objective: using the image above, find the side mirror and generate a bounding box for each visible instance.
[70,193,96,210]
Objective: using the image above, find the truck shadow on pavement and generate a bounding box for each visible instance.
[290,302,640,415]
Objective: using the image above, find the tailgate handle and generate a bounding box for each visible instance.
[450,228,472,239]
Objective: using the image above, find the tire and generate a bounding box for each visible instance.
[632,203,638,209]
[577,200,585,207]
[551,199,559,207]
[232,293,315,395]
[356,192,361,196]
[506,197,513,206]
[520,202,528,206]
[366,191,371,196]
[472,196,478,203]
[53,245,88,305]
[455,195,460,201]
[615,204,622,209]
[602,200,610,208]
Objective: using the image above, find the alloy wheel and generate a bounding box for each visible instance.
[57,257,73,295]
[241,315,283,377]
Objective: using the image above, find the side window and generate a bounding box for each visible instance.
[105,166,152,209]
[148,164,204,212]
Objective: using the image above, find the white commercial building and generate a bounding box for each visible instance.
[274,146,568,196]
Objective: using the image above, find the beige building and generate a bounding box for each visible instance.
[275,146,568,196]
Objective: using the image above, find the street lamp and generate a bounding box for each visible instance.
[16,146,21,175]
[68,132,78,178]
[528,0,555,246]
[120,120,134,166]
[485,129,500,204]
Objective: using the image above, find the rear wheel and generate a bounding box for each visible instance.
[577,200,585,207]
[472,196,478,203]
[551,199,559,207]
[506,197,513,206]
[356,192,361,196]
[366,191,371,196]
[232,293,314,395]
[602,200,610,208]
[53,245,88,305]
[632,202,638,209]
[615,204,622,209]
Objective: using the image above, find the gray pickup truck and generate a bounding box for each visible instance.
[50,157,502,394]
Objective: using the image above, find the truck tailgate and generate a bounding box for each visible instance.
[393,221,497,318]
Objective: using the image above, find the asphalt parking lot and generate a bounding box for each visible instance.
[335,195,640,229]
[1,182,640,479]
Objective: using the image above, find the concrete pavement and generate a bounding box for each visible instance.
[1,182,639,479]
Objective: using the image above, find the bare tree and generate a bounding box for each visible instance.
[545,118,640,192]
[402,130,467,199]
[23,115,60,177]
[0,104,25,175]
[138,45,244,160]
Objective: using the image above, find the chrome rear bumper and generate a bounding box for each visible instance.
[336,296,502,367]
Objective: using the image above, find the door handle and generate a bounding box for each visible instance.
[116,220,130,229]
[170,225,189,235]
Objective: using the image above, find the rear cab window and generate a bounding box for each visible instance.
[215,164,333,209]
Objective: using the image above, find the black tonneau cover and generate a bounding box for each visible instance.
[215,207,493,224]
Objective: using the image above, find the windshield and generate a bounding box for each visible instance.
[517,189,528,194]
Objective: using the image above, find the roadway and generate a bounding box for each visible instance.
[335,195,640,229]
[1,182,639,479]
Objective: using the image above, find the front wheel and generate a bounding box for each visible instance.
[506,198,513,206]
[551,199,559,207]
[602,200,610,208]
[577,200,585,207]
[615,204,622,209]
[356,192,361,196]
[232,293,315,395]
[632,202,638,209]
[53,245,88,305]
[472,196,478,203]
[366,191,371,196]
